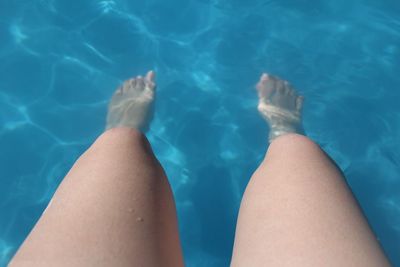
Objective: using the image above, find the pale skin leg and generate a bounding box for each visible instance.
[10,71,184,267]
[230,74,391,266]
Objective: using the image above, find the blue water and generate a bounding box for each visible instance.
[0,0,400,266]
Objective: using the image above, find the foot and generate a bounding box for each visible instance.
[106,71,156,131]
[256,73,304,142]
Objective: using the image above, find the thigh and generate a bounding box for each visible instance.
[231,134,390,267]
[10,128,184,267]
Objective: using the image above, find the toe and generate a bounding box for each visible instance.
[121,79,133,93]
[128,78,137,90]
[145,70,156,90]
[256,73,274,99]
[145,70,155,83]
[269,75,285,94]
[284,80,291,90]
[256,73,268,90]
[136,76,146,89]
[284,87,291,96]
[276,81,286,94]
[260,73,269,82]
[115,86,123,95]
[285,82,296,96]
[296,96,304,111]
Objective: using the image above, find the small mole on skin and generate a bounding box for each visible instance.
[136,217,144,222]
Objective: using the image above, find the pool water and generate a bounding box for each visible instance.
[1,0,400,266]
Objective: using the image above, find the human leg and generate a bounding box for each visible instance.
[10,72,184,267]
[230,74,390,266]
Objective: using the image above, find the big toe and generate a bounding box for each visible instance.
[145,70,156,90]
[256,73,274,99]
[146,70,155,82]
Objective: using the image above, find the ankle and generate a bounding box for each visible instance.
[268,124,304,143]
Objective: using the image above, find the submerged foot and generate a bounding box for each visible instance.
[106,71,156,131]
[256,73,304,143]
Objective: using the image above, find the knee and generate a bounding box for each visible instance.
[80,127,166,179]
[83,127,156,165]
[249,134,341,193]
[267,133,323,159]
[91,127,152,153]
[98,127,146,145]
[261,133,342,179]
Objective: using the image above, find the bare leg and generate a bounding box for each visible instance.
[10,72,184,267]
[231,74,390,266]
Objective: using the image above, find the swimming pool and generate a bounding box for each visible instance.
[0,0,399,266]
